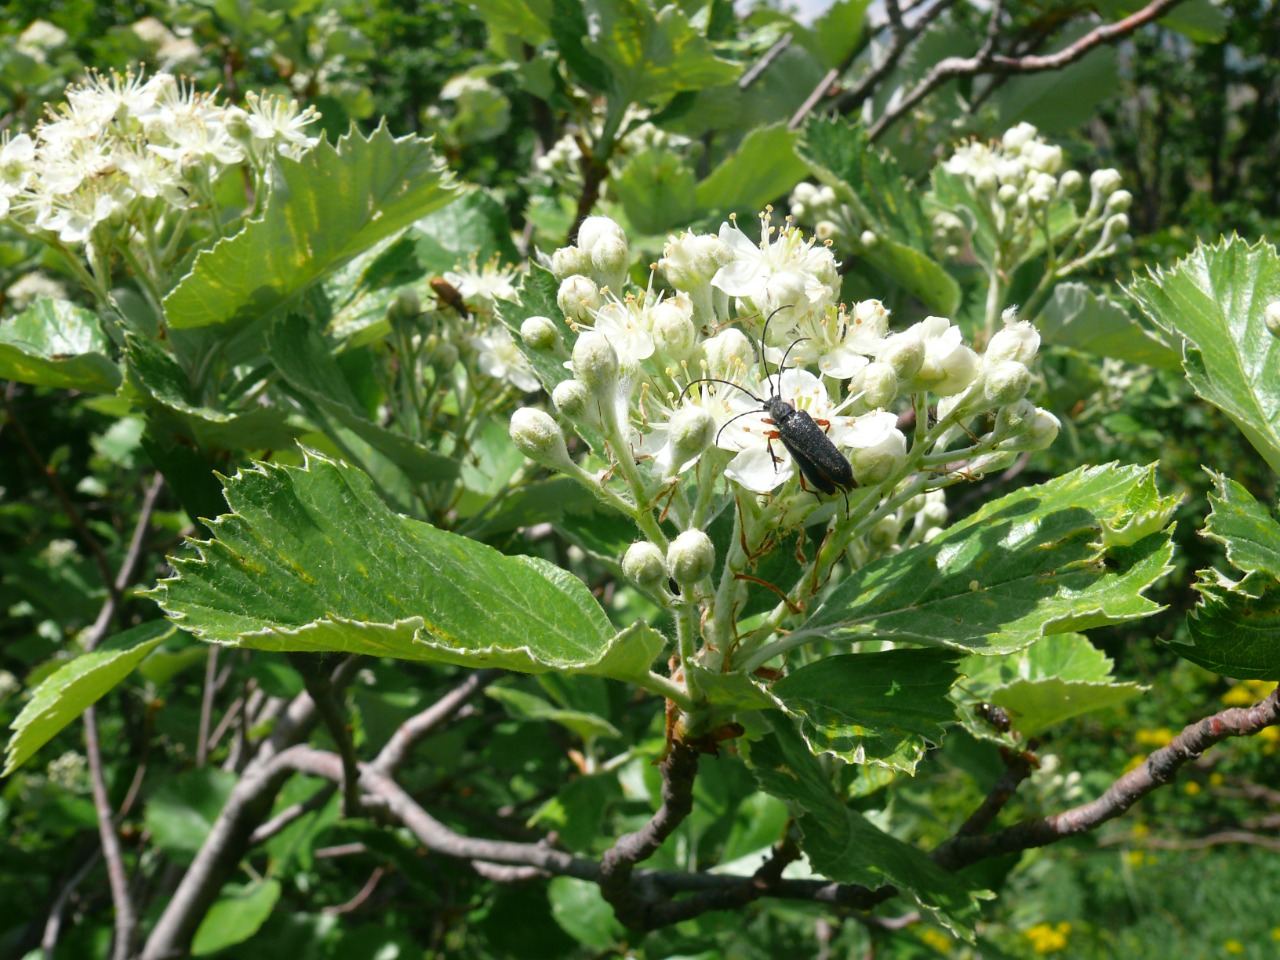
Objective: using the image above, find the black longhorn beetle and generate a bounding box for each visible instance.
[680,307,856,498]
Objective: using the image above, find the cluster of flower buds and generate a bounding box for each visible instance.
[508,211,1060,608]
[787,181,849,245]
[532,107,692,193]
[0,69,321,247]
[939,121,1132,274]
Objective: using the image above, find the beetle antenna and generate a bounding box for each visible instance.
[714,407,769,446]
[678,376,764,404]
[775,335,811,378]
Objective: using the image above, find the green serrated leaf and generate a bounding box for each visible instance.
[191,880,282,956]
[581,0,739,105]
[412,191,522,275]
[797,464,1175,655]
[3,622,174,776]
[860,234,962,318]
[771,650,960,772]
[164,124,459,330]
[1126,235,1280,474]
[695,124,807,220]
[150,452,664,680]
[486,685,622,741]
[747,713,982,936]
[960,634,1145,737]
[1038,283,1179,370]
[613,148,699,235]
[0,298,121,393]
[799,116,930,248]
[1172,474,1280,679]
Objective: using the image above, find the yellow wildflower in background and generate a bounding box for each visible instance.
[1024,922,1072,954]
[920,929,952,952]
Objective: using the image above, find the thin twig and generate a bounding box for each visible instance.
[85,705,138,960]
[598,742,700,929]
[41,847,100,957]
[373,670,499,775]
[867,0,1188,140]
[291,654,362,818]
[933,690,1280,870]
[249,783,338,845]
[955,750,1036,837]
[740,32,793,89]
[196,648,219,767]
[85,472,166,650]
[322,867,385,915]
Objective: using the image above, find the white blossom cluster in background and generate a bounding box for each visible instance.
[508,210,1059,607]
[533,109,693,192]
[446,257,540,393]
[788,122,1131,281]
[941,121,1132,270]
[0,69,321,248]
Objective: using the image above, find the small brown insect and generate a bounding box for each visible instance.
[429,277,470,318]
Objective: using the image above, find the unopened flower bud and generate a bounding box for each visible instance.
[552,378,592,419]
[986,319,1040,365]
[933,346,980,396]
[558,275,600,322]
[1020,409,1060,450]
[920,495,949,530]
[1265,302,1280,340]
[1105,189,1133,213]
[702,328,753,377]
[550,245,592,281]
[997,184,1019,206]
[510,408,574,471]
[983,360,1031,406]
[869,515,903,549]
[1027,143,1063,175]
[521,316,559,350]
[659,232,732,291]
[651,301,697,359]
[860,229,878,247]
[388,289,422,334]
[663,406,715,474]
[623,541,667,588]
[1002,122,1038,151]
[993,399,1036,440]
[1101,213,1130,247]
[667,529,715,586]
[814,220,840,242]
[1058,170,1083,195]
[857,362,899,408]
[572,331,619,396]
[590,234,629,291]
[851,429,907,485]
[879,331,925,380]
[973,169,998,192]
[1090,168,1123,197]
[576,216,626,257]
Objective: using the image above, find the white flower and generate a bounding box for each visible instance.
[244,91,322,161]
[711,212,840,326]
[787,298,890,380]
[0,133,35,217]
[443,257,520,312]
[583,294,656,366]
[472,326,539,392]
[910,316,980,396]
[985,317,1040,366]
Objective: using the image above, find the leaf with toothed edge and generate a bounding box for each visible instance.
[795,463,1177,656]
[148,451,666,681]
[163,124,460,331]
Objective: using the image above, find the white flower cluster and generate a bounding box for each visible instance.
[940,121,1131,271]
[533,109,692,190]
[0,69,321,246]
[450,257,540,393]
[788,181,850,244]
[512,211,1059,527]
